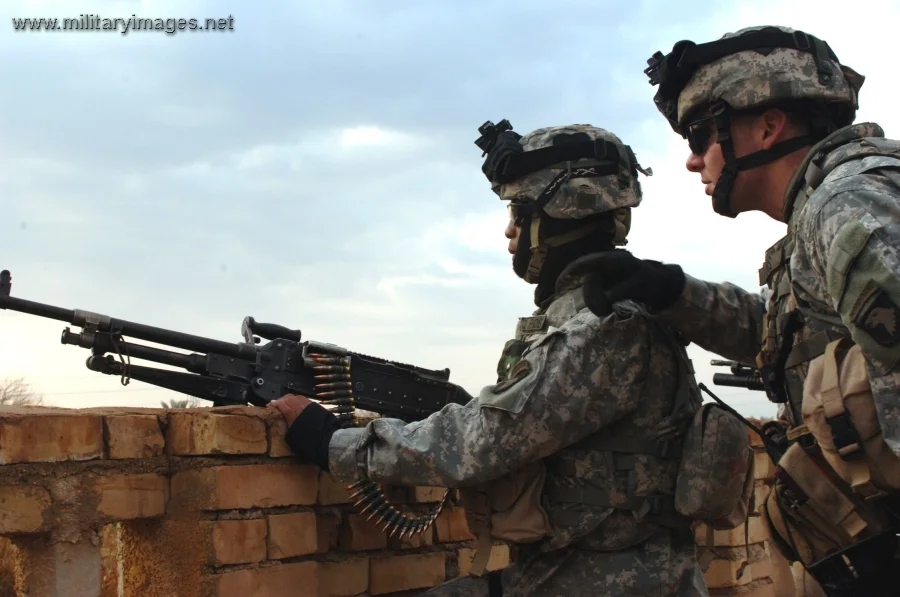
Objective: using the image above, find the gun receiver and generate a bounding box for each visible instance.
[710,359,765,392]
[1,269,472,538]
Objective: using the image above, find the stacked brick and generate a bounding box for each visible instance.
[694,419,798,597]
[0,404,806,596]
[0,405,509,597]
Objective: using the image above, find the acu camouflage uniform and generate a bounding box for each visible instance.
[327,125,710,596]
[644,25,900,595]
[666,123,900,455]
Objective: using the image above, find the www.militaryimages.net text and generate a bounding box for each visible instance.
[11,14,234,35]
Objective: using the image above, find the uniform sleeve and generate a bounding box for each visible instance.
[652,274,767,365]
[327,311,655,486]
[802,185,900,456]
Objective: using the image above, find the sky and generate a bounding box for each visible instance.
[1,0,898,422]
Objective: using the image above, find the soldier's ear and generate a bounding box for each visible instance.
[759,109,793,149]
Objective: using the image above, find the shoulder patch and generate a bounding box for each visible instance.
[516,315,547,337]
[491,359,532,394]
[855,284,900,347]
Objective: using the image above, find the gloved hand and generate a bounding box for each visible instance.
[269,394,341,470]
[564,250,687,316]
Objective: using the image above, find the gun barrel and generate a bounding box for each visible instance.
[1,293,257,361]
[100,316,257,360]
[0,294,75,323]
[712,372,765,391]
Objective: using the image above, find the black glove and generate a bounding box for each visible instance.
[284,401,342,470]
[565,250,687,317]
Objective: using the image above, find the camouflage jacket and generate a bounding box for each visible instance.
[654,122,900,457]
[328,271,707,596]
[494,279,593,383]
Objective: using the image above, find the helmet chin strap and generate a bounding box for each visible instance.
[708,101,817,219]
[522,216,607,283]
[711,163,740,218]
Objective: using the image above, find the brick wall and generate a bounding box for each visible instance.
[0,405,805,596]
[0,405,509,597]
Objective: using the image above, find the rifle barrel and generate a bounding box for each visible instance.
[712,372,765,391]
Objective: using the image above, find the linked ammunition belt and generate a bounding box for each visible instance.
[310,351,450,538]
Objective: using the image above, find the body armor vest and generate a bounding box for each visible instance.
[464,278,701,578]
[756,132,900,429]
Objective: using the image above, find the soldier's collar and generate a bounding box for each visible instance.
[537,271,587,310]
[782,122,885,222]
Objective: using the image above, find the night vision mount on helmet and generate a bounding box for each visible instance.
[476,119,652,193]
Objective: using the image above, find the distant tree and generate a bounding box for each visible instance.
[160,397,203,409]
[0,377,43,406]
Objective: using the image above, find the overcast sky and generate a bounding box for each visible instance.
[2,0,898,421]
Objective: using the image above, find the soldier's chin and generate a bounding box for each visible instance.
[512,253,530,281]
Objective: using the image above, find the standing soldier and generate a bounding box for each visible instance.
[569,25,900,597]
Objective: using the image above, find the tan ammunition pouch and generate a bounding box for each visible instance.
[458,462,551,577]
[763,442,893,568]
[764,336,900,574]
[801,336,900,498]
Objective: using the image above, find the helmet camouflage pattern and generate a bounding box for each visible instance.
[493,124,644,219]
[648,25,865,135]
[644,25,864,219]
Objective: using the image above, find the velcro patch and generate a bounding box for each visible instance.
[516,315,547,335]
[491,359,532,394]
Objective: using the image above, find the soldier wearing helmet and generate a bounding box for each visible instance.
[269,123,716,596]
[568,25,900,596]
[488,123,646,381]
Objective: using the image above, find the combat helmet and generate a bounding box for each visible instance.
[644,25,865,217]
[476,120,651,282]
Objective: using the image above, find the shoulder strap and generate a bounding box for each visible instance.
[792,138,900,217]
[759,234,794,287]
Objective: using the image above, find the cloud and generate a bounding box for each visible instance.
[339,126,422,150]
[1,0,896,423]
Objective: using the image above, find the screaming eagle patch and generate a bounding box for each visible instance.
[855,286,900,347]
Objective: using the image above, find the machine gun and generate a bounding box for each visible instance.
[0,269,472,538]
[710,359,765,392]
